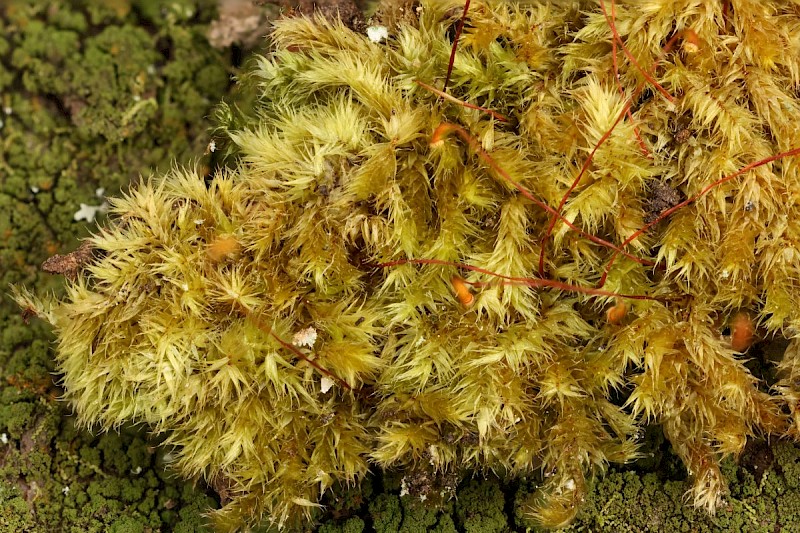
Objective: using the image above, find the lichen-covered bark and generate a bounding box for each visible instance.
[0,1,232,530]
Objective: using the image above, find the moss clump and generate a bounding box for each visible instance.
[309,438,800,532]
[13,0,800,530]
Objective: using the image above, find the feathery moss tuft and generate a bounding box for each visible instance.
[14,0,800,529]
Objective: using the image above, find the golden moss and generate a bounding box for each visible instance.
[13,0,800,530]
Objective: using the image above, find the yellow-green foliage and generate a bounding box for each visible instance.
[13,0,800,530]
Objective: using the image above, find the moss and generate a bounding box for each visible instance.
[134,0,217,26]
[11,0,800,531]
[368,494,402,532]
[265,439,800,531]
[0,0,231,290]
[0,408,218,532]
[6,2,226,145]
[0,485,37,532]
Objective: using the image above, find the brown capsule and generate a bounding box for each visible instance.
[451,275,474,307]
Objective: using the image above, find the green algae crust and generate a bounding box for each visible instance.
[0,0,231,530]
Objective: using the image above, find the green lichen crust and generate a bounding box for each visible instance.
[0,0,233,530]
[0,0,229,294]
[13,0,800,530]
[319,439,800,532]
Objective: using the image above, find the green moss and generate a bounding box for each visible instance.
[0,408,218,532]
[0,485,37,532]
[0,0,230,288]
[368,494,401,532]
[134,0,217,26]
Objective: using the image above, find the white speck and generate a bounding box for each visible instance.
[1,433,7,444]
[95,187,105,197]
[181,283,189,291]
[131,466,142,475]
[3,106,11,115]
[320,376,334,394]
[73,202,109,222]
[415,336,425,347]
[62,485,70,495]
[721,269,730,279]
[292,326,318,348]
[133,94,141,102]
[564,479,576,491]
[428,444,440,465]
[367,25,389,43]
[399,477,409,497]
[31,186,40,194]
[208,140,216,153]
[419,493,427,502]
[147,65,156,75]
[194,219,204,225]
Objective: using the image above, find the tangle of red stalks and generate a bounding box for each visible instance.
[276,0,800,390]
[386,0,800,309]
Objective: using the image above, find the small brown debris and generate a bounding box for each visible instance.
[211,474,234,506]
[739,439,774,484]
[644,181,682,225]
[41,241,94,280]
[670,112,694,144]
[270,0,365,31]
[208,0,272,49]
[21,307,37,325]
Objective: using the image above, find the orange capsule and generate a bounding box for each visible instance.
[681,29,701,54]
[207,235,240,262]
[430,123,458,148]
[451,275,474,307]
[605,300,627,325]
[730,312,755,352]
